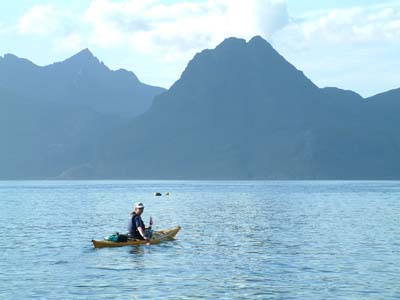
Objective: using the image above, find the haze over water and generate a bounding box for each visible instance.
[1,180,399,299]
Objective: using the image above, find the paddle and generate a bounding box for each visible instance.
[146,216,154,246]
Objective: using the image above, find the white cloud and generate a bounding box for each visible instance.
[10,0,290,63]
[83,0,289,55]
[2,0,290,88]
[17,5,60,36]
[66,0,289,86]
[272,2,400,96]
[14,4,89,56]
[276,3,400,47]
[7,0,400,95]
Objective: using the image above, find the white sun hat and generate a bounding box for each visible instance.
[135,202,144,209]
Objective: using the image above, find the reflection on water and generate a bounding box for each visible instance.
[1,180,400,299]
[129,246,146,256]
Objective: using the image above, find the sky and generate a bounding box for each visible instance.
[0,0,399,97]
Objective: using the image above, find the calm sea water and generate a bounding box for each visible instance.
[1,181,399,299]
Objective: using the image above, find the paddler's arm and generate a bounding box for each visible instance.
[138,226,149,240]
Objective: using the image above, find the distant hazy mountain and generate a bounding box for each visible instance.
[0,49,165,118]
[74,36,398,179]
[0,50,165,179]
[2,37,399,179]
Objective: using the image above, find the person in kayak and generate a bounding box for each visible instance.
[127,202,150,241]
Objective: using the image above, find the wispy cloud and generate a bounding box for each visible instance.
[279,4,400,47]
[4,0,399,94]
[10,0,289,63]
[272,2,400,96]
[14,1,399,60]
[83,0,289,55]
[17,4,60,36]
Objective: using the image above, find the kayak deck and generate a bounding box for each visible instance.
[92,226,181,248]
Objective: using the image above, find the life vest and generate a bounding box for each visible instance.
[127,213,145,238]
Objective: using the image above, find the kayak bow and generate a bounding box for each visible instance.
[92,226,181,248]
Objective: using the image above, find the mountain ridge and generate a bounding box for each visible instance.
[1,36,400,179]
[80,36,399,179]
[0,49,166,118]
[0,49,166,179]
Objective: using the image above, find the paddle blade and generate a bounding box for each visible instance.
[149,216,154,226]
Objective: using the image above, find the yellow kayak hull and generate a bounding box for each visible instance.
[92,226,181,248]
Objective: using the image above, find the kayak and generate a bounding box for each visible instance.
[92,226,181,248]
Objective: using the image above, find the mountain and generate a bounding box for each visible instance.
[2,37,400,179]
[366,88,400,116]
[0,50,165,179]
[0,49,165,118]
[76,36,399,179]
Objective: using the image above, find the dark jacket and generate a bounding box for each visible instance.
[127,213,145,239]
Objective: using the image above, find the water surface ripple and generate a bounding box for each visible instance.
[1,181,399,299]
